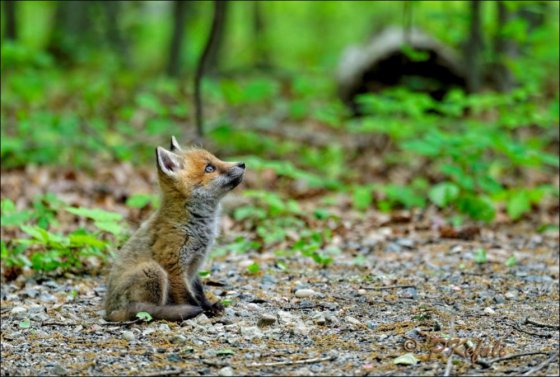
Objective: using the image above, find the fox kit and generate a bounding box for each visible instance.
[104,137,245,322]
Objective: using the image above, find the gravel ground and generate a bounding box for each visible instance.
[2,218,559,376]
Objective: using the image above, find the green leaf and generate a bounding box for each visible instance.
[393,353,419,365]
[198,270,210,277]
[457,196,496,222]
[94,220,123,235]
[136,312,153,322]
[246,262,260,274]
[19,319,31,329]
[126,194,155,209]
[505,255,517,267]
[20,225,50,243]
[352,186,372,211]
[220,299,233,307]
[65,207,123,222]
[69,233,106,248]
[507,191,530,220]
[216,349,234,356]
[473,248,488,264]
[429,183,460,207]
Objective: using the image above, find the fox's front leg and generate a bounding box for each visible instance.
[191,276,224,316]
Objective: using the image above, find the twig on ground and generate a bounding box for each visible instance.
[362,285,417,290]
[144,367,184,376]
[247,355,336,367]
[444,320,455,377]
[41,321,83,327]
[513,322,552,339]
[525,317,560,330]
[476,351,552,369]
[522,352,559,376]
[99,318,141,326]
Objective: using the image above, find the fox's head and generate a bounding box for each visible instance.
[155,136,245,201]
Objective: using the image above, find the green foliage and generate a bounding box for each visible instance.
[505,255,517,268]
[473,248,488,264]
[19,319,31,329]
[126,193,159,209]
[136,311,153,322]
[246,262,260,274]
[429,183,460,208]
[1,195,124,273]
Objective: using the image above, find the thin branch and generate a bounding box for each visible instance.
[476,351,552,369]
[193,0,226,143]
[513,322,553,339]
[444,321,455,377]
[144,367,184,377]
[522,352,559,376]
[247,355,336,368]
[525,317,560,330]
[41,321,83,327]
[99,318,142,326]
[362,285,416,291]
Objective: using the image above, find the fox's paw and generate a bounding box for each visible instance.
[204,301,224,317]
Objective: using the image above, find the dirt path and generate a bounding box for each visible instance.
[2,217,558,376]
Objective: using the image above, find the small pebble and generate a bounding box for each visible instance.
[170,335,187,344]
[11,306,27,318]
[218,366,234,376]
[314,315,327,326]
[51,364,68,376]
[346,316,362,326]
[357,289,367,295]
[122,331,135,342]
[158,323,171,332]
[257,313,276,328]
[240,326,263,339]
[246,303,261,312]
[505,291,518,299]
[483,307,496,315]
[295,289,317,298]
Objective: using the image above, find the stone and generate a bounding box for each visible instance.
[240,326,263,339]
[246,303,261,312]
[10,306,27,318]
[218,366,234,376]
[51,364,68,375]
[170,335,187,344]
[257,313,276,328]
[123,331,135,342]
[483,307,496,315]
[314,315,327,326]
[295,289,317,298]
[505,291,518,299]
[346,316,362,326]
[278,310,295,325]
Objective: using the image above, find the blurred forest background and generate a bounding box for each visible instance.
[1,1,559,275]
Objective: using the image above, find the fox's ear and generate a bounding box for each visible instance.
[170,136,183,152]
[156,147,182,177]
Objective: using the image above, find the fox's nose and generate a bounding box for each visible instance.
[237,162,246,170]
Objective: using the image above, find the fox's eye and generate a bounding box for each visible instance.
[204,164,216,173]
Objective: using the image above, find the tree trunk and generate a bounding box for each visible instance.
[193,1,227,142]
[253,1,270,70]
[518,1,548,32]
[166,0,189,77]
[205,1,228,75]
[47,1,96,63]
[103,1,130,68]
[494,1,516,92]
[4,0,17,41]
[465,1,483,93]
